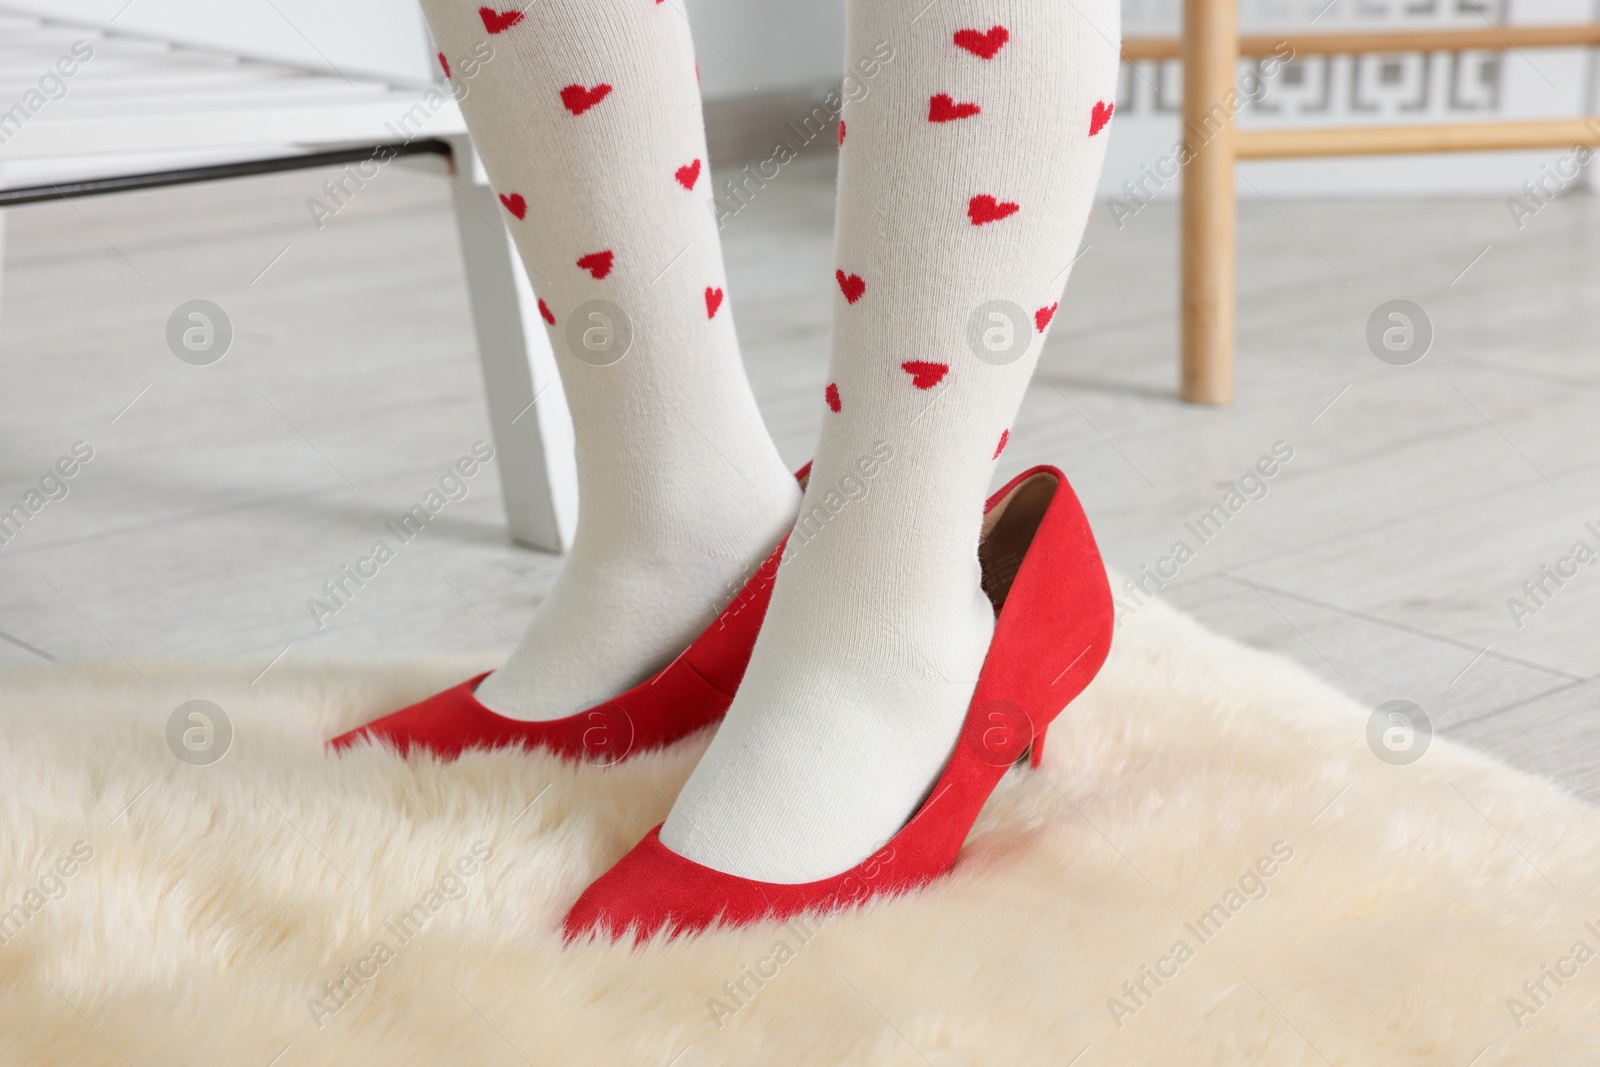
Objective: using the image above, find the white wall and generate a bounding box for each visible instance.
[685,0,844,100]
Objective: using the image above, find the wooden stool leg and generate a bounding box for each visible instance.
[1181,0,1238,405]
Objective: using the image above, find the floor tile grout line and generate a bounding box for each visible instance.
[0,628,57,662]
[0,456,508,561]
[1440,676,1592,735]
[1216,468,1584,578]
[1212,573,1585,683]
[1453,354,1600,393]
[1236,575,1353,685]
[1031,364,1589,459]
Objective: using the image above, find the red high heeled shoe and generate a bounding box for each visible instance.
[329,469,809,763]
[561,464,1113,940]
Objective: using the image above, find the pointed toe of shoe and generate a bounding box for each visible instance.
[322,525,797,765]
[562,827,747,943]
[324,657,730,765]
[326,673,493,760]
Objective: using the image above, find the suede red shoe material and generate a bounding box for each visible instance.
[329,467,810,763]
[562,465,1113,940]
[327,544,778,762]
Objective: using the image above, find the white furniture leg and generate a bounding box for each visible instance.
[0,164,9,345]
[445,136,577,554]
[0,201,8,347]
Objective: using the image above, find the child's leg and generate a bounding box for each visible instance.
[423,0,800,719]
[662,0,1120,880]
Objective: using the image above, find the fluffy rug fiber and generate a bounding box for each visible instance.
[2,596,1598,1066]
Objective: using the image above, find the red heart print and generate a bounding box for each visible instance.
[825,383,841,413]
[928,94,981,123]
[437,52,450,79]
[994,429,1009,458]
[1090,100,1114,136]
[835,270,865,304]
[953,26,1008,59]
[498,193,526,220]
[538,298,555,326]
[837,120,845,145]
[968,195,1019,226]
[1034,303,1057,332]
[675,160,701,189]
[705,286,723,318]
[901,361,949,390]
[577,250,614,279]
[479,7,523,34]
[560,83,612,116]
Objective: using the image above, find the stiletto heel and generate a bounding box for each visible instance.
[562,464,1112,939]
[1028,725,1048,769]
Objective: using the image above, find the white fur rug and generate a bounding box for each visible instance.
[3,596,1598,1066]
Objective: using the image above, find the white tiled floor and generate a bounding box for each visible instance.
[2,152,1595,798]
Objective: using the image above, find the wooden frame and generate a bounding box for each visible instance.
[1127,14,1600,404]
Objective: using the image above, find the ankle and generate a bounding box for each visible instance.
[475,459,798,722]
